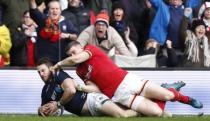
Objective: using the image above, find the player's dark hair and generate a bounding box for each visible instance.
[65,41,81,52]
[36,57,53,67]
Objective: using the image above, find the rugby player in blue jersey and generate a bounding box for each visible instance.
[36,57,138,117]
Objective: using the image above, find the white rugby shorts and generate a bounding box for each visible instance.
[86,92,110,116]
[112,73,148,108]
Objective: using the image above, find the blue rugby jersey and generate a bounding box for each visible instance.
[41,70,87,115]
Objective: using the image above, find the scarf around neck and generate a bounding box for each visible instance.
[185,30,210,67]
[40,17,61,42]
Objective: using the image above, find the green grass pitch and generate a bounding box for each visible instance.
[0,115,210,121]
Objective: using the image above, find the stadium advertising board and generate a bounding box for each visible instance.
[0,70,209,115]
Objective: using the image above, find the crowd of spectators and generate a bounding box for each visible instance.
[1,0,210,68]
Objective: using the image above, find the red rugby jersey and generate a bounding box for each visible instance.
[76,45,127,98]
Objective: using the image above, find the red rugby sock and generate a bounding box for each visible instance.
[168,88,189,104]
[155,100,166,111]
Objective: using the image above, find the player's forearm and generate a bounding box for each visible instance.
[59,88,76,106]
[57,57,77,67]
[57,54,87,67]
[77,84,101,93]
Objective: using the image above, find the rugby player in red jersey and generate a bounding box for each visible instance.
[52,41,203,117]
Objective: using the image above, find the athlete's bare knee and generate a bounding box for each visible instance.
[164,92,174,101]
[152,108,163,117]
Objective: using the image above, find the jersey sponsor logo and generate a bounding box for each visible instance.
[51,91,56,100]
[81,92,87,99]
[84,64,92,80]
[51,85,63,100]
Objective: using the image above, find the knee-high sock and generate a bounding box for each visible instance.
[168,88,189,104]
[154,100,166,111]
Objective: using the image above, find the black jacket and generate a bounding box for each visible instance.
[62,5,90,34]
[10,27,28,66]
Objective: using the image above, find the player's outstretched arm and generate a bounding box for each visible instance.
[59,78,77,105]
[76,80,101,93]
[52,50,90,71]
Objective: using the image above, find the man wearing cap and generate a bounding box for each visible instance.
[76,11,132,56]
